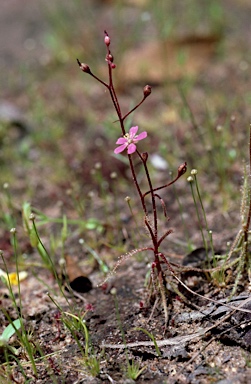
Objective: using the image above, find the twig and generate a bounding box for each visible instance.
[102,329,207,349]
[102,295,251,349]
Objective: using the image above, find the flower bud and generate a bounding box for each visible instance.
[76,59,91,74]
[59,258,66,266]
[29,213,36,221]
[106,53,114,62]
[104,36,110,46]
[94,162,102,170]
[177,162,187,177]
[141,152,148,162]
[110,287,117,295]
[143,85,152,98]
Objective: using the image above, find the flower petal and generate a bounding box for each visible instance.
[127,143,137,154]
[135,131,147,141]
[129,126,138,137]
[114,143,128,154]
[8,271,28,285]
[116,137,127,144]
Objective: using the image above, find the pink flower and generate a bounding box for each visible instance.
[114,126,147,155]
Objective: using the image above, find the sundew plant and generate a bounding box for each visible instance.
[77,31,187,327]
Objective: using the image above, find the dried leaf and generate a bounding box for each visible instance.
[118,34,220,83]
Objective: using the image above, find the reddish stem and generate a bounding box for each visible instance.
[78,32,187,293]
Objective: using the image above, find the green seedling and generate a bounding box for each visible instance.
[187,175,209,260]
[23,204,66,294]
[63,312,90,355]
[1,235,64,383]
[227,158,251,294]
[22,202,52,271]
[48,292,99,374]
[79,238,109,275]
[1,247,38,377]
[133,327,161,357]
[62,310,101,377]
[187,169,217,268]
[206,127,251,292]
[125,359,146,381]
[81,354,101,378]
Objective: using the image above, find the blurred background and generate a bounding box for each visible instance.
[0,0,251,253]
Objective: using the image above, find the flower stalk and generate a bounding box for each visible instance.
[77,31,187,326]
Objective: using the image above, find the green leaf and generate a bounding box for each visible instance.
[22,201,32,233]
[85,218,101,230]
[30,227,39,247]
[0,319,21,345]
